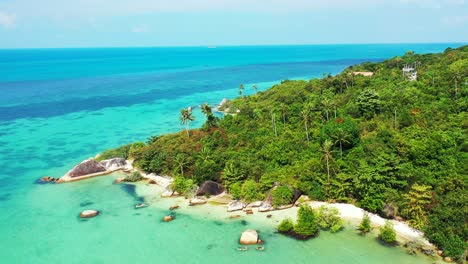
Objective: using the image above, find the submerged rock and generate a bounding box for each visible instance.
[37,176,57,184]
[100,158,127,171]
[169,205,180,210]
[80,210,99,218]
[67,159,106,178]
[196,181,225,196]
[227,200,246,212]
[240,229,259,245]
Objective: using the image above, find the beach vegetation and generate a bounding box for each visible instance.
[294,204,319,238]
[271,186,294,207]
[99,46,468,258]
[277,218,294,233]
[379,221,397,245]
[317,206,344,233]
[123,171,143,182]
[358,212,372,234]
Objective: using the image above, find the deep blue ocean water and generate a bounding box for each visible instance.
[0,44,463,263]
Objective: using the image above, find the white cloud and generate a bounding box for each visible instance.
[131,24,151,33]
[399,0,465,8]
[441,15,468,25]
[0,11,16,29]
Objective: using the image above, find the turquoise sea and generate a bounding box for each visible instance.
[0,44,463,263]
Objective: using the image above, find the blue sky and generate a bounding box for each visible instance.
[0,0,467,48]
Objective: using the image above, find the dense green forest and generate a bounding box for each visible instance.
[99,46,467,259]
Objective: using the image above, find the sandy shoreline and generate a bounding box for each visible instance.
[133,176,434,249]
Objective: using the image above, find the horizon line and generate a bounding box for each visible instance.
[1,41,467,51]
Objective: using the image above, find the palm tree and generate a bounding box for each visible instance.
[174,154,188,177]
[239,84,245,97]
[252,84,258,92]
[321,140,334,194]
[279,103,287,124]
[179,108,195,137]
[301,107,311,142]
[270,109,278,137]
[197,146,211,162]
[321,98,333,121]
[332,128,351,157]
[200,102,216,127]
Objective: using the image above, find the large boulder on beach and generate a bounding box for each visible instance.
[67,159,106,178]
[239,229,259,245]
[227,200,246,212]
[80,210,99,218]
[100,158,127,171]
[258,202,273,212]
[189,197,207,206]
[196,181,225,196]
[246,201,263,208]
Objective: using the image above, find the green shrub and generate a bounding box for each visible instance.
[379,221,397,244]
[241,180,261,202]
[171,176,195,196]
[317,206,344,233]
[358,212,372,234]
[97,144,133,161]
[123,171,143,182]
[229,182,242,200]
[271,186,294,207]
[294,204,319,237]
[278,218,294,232]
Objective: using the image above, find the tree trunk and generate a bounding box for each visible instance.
[305,122,309,142]
[340,141,343,158]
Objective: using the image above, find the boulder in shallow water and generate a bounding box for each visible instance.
[80,210,99,218]
[227,200,246,212]
[196,181,225,196]
[189,197,207,206]
[100,158,127,171]
[67,159,106,178]
[239,229,259,245]
[163,215,174,222]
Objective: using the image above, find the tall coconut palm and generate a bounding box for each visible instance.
[321,98,333,121]
[173,154,188,177]
[179,108,195,137]
[279,103,287,124]
[332,128,351,157]
[321,140,334,194]
[301,107,311,142]
[239,84,245,97]
[270,109,278,137]
[200,102,216,127]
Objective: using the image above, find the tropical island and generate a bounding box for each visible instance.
[48,46,467,262]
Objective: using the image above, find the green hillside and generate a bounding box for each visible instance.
[100,46,467,259]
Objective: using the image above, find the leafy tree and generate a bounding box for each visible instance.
[402,184,432,229]
[294,204,319,237]
[321,140,334,195]
[317,206,344,233]
[356,89,380,118]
